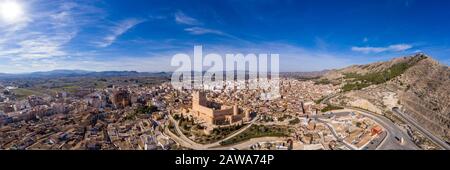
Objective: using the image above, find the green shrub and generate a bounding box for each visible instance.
[321,105,343,112]
[342,56,425,92]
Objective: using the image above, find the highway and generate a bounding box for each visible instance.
[392,108,450,150]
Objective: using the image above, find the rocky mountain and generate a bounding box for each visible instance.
[321,53,450,143]
[396,56,449,142]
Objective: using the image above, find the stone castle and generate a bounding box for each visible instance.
[191,91,250,125]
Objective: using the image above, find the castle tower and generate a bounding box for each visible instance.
[192,91,207,107]
[244,109,251,121]
[233,104,239,116]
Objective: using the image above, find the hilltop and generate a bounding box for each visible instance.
[320,53,450,145]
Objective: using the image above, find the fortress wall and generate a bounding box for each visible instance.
[193,105,214,115]
[231,114,244,122]
[191,91,245,125]
[213,108,234,117]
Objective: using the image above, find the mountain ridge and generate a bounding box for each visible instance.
[0,70,171,79]
[321,53,450,144]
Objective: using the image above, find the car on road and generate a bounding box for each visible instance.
[395,136,404,144]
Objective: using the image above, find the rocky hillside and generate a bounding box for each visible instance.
[396,56,449,142]
[321,53,450,143]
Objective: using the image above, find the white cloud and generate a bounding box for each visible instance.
[176,11,242,41]
[352,44,413,53]
[184,27,225,35]
[184,27,242,41]
[0,42,359,73]
[4,33,75,60]
[174,11,201,25]
[96,19,145,48]
[0,1,103,60]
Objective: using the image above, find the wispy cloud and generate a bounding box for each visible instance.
[174,11,201,25]
[174,10,242,41]
[0,33,75,60]
[0,41,358,73]
[0,1,103,60]
[96,18,145,48]
[352,44,413,53]
[184,26,242,41]
[184,27,225,35]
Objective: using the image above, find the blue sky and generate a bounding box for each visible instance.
[0,0,449,73]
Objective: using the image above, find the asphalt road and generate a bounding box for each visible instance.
[393,108,450,150]
[315,118,356,150]
[346,107,419,150]
[166,114,259,150]
[365,131,387,150]
[209,136,286,150]
[320,93,419,150]
[165,93,428,150]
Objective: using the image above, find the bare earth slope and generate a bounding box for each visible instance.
[397,57,450,142]
[321,53,450,143]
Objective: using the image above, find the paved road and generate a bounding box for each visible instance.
[209,137,287,150]
[167,115,205,149]
[203,115,259,148]
[320,93,419,150]
[393,108,450,150]
[314,112,388,150]
[346,107,419,150]
[164,127,198,149]
[319,93,339,105]
[166,114,259,150]
[366,131,387,150]
[315,118,356,150]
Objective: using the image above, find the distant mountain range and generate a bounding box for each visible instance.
[0,69,334,80]
[0,70,171,79]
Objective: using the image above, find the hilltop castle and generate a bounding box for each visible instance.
[191,91,250,125]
